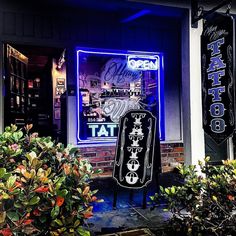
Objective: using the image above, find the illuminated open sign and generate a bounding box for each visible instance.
[76,48,165,145]
[127,55,159,70]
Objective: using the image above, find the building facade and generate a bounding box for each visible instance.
[0,0,235,175]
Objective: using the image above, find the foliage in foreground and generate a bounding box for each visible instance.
[151,157,236,236]
[0,124,101,236]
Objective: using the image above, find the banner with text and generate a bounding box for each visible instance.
[201,13,235,144]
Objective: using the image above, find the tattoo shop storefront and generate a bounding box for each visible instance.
[0,0,191,179]
[74,44,183,177]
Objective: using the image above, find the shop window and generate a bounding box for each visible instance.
[76,48,164,145]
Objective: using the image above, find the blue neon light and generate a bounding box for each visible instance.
[121,9,151,23]
[76,47,165,146]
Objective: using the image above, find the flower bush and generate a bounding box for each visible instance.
[151,157,236,236]
[0,124,101,236]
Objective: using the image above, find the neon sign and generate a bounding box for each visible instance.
[127,55,159,70]
[88,123,118,137]
[76,48,165,145]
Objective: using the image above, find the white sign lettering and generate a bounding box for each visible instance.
[102,98,140,123]
[88,123,118,137]
[128,56,158,70]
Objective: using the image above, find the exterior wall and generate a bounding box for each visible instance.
[0,0,183,143]
[0,0,185,175]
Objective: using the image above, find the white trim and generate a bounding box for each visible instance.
[228,137,234,160]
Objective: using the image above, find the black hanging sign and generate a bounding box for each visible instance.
[113,110,156,189]
[201,13,235,144]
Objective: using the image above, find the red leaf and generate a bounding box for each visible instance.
[0,228,13,236]
[34,186,49,193]
[56,196,65,207]
[15,181,22,188]
[33,208,41,216]
[83,212,93,219]
[23,219,34,225]
[91,196,97,202]
[227,194,235,201]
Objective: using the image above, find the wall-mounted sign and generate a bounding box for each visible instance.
[76,48,164,145]
[201,13,235,144]
[113,110,156,189]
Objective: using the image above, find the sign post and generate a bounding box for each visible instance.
[201,13,235,144]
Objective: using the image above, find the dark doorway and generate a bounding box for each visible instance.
[3,44,66,140]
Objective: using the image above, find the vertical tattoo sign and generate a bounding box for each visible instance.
[201,13,235,144]
[113,110,156,189]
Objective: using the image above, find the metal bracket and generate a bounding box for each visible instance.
[191,0,232,28]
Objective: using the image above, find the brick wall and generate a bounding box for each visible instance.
[160,143,184,172]
[80,143,184,177]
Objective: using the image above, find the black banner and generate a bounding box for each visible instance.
[201,13,235,144]
[113,110,156,189]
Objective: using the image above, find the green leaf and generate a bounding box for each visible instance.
[54,218,63,226]
[77,227,90,236]
[29,196,40,205]
[72,195,80,200]
[7,211,19,222]
[6,175,16,189]
[212,196,217,202]
[39,216,47,223]
[51,206,60,219]
[3,173,11,180]
[171,186,176,194]
[17,131,23,139]
[165,188,170,195]
[5,126,11,132]
[159,186,164,192]
[149,196,155,201]
[0,168,6,178]
[14,202,23,208]
[2,192,10,199]
[12,131,23,141]
[57,189,68,197]
[194,216,201,222]
[69,147,79,155]
[74,219,81,227]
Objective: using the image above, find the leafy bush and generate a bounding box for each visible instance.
[0,124,101,236]
[151,157,236,236]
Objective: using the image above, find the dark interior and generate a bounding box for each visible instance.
[4,44,64,138]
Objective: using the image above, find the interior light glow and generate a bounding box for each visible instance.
[76,47,165,146]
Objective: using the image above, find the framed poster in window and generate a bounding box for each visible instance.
[76,48,165,145]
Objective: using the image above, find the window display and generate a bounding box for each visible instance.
[77,48,164,145]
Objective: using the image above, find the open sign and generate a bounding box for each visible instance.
[127,55,159,70]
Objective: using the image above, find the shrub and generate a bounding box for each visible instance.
[0,124,101,236]
[151,157,236,236]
